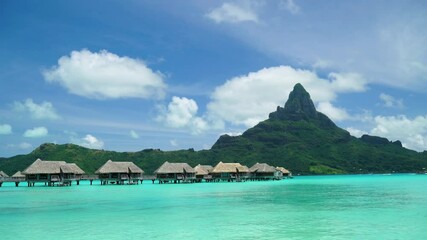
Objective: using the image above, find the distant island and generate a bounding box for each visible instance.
[1,83,426,175]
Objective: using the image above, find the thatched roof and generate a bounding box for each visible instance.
[61,163,85,174]
[250,163,276,173]
[95,160,144,174]
[212,162,250,173]
[276,167,291,174]
[154,161,196,174]
[194,164,209,175]
[0,170,9,177]
[198,164,214,173]
[22,159,86,175]
[12,171,25,178]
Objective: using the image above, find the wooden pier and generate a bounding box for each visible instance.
[0,175,158,187]
[1,159,292,188]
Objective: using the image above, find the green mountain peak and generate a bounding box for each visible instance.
[269,83,317,121]
[284,83,317,117]
[268,83,335,128]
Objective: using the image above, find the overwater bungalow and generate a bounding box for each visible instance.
[194,164,214,182]
[8,171,26,187]
[250,163,277,180]
[275,167,292,179]
[95,160,144,185]
[211,162,250,182]
[12,171,26,180]
[22,159,85,186]
[0,171,9,178]
[0,171,9,187]
[154,161,196,184]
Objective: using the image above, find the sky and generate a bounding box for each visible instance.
[1,0,427,157]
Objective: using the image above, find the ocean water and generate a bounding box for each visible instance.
[0,174,426,239]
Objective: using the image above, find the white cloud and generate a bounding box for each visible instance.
[205,2,426,92]
[80,134,104,149]
[346,127,367,138]
[280,0,300,14]
[207,66,366,127]
[220,132,242,137]
[328,72,367,93]
[43,49,166,100]
[379,93,404,108]
[158,96,209,134]
[170,139,178,147]
[0,124,12,135]
[164,96,198,128]
[370,115,427,151]
[317,102,350,122]
[23,127,48,138]
[130,130,139,139]
[206,2,258,24]
[13,99,60,120]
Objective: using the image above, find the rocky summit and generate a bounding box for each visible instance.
[268,83,336,128]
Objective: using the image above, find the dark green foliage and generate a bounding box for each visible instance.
[1,83,426,175]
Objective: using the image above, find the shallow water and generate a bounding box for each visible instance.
[1,174,426,239]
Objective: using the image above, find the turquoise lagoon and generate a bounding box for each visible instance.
[1,174,426,239]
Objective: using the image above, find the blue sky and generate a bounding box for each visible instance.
[1,0,427,157]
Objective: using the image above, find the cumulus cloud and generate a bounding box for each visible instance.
[220,132,242,137]
[206,2,258,24]
[23,127,48,138]
[158,96,209,134]
[43,49,166,100]
[130,130,139,139]
[13,99,60,120]
[280,0,300,14]
[0,124,12,135]
[317,102,350,122]
[379,93,404,108]
[370,115,427,151]
[207,66,366,127]
[346,127,367,138]
[80,134,104,149]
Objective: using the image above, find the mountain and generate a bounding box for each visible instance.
[1,83,426,175]
[211,83,426,174]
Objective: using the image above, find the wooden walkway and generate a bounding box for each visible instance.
[0,175,157,187]
[1,175,286,187]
